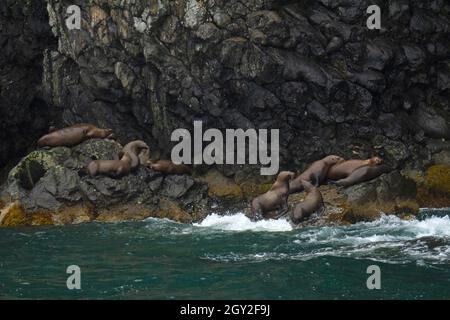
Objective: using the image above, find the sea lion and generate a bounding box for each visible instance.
[147,160,192,175]
[251,171,295,220]
[38,127,89,148]
[69,123,114,140]
[87,152,132,178]
[37,123,114,148]
[120,140,149,169]
[138,148,151,166]
[335,164,391,187]
[289,155,344,194]
[327,157,382,180]
[291,180,324,224]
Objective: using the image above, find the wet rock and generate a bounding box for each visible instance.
[364,41,394,71]
[2,0,450,225]
[342,171,419,223]
[403,45,426,68]
[0,0,56,167]
[28,0,449,181]
[198,169,243,200]
[413,105,450,139]
[432,150,450,166]
[326,36,344,54]
[307,100,333,124]
[424,165,450,196]
[2,139,209,224]
[415,164,450,208]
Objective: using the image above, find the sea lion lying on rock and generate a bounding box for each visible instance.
[145,160,192,175]
[335,164,391,187]
[251,171,295,220]
[121,140,149,169]
[291,180,324,224]
[38,123,114,148]
[289,155,344,194]
[327,157,382,180]
[87,152,132,178]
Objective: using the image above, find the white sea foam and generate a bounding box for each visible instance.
[193,213,293,232]
[200,214,450,265]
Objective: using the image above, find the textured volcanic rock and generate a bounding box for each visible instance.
[38,0,450,175]
[0,0,56,170]
[1,0,450,225]
[1,139,209,225]
[341,170,419,223]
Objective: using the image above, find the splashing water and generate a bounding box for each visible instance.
[194,213,293,232]
[1,209,450,299]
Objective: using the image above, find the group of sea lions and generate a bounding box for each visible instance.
[251,155,390,224]
[37,124,389,223]
[37,124,191,178]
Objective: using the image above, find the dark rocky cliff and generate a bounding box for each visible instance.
[0,0,56,171]
[1,0,450,226]
[40,0,450,172]
[1,0,450,173]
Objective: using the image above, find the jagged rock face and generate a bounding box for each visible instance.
[0,0,56,170]
[4,139,209,223]
[41,0,450,173]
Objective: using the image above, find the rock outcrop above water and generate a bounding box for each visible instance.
[1,0,450,226]
[38,0,450,172]
[0,139,209,226]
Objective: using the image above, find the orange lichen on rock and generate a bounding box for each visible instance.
[416,165,450,208]
[95,204,154,223]
[425,165,450,194]
[0,201,29,226]
[153,198,194,223]
[31,212,54,226]
[51,206,94,225]
[342,199,420,224]
[199,169,243,200]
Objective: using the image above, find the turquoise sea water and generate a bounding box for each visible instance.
[1,209,450,300]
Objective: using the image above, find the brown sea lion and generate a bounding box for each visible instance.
[251,171,295,220]
[335,164,391,187]
[69,123,114,140]
[327,157,382,180]
[37,123,114,148]
[87,152,132,178]
[138,148,151,166]
[291,180,324,224]
[289,155,344,194]
[120,140,149,169]
[147,160,192,175]
[38,127,89,148]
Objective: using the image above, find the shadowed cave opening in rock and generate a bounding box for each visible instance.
[18,160,46,191]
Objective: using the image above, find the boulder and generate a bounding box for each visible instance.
[1,139,209,226]
[341,171,419,223]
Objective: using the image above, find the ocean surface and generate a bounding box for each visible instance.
[1,208,450,300]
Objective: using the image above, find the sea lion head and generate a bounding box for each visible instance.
[323,155,344,165]
[91,128,114,139]
[102,128,114,137]
[106,132,117,140]
[277,171,295,182]
[135,141,149,152]
[370,156,383,165]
